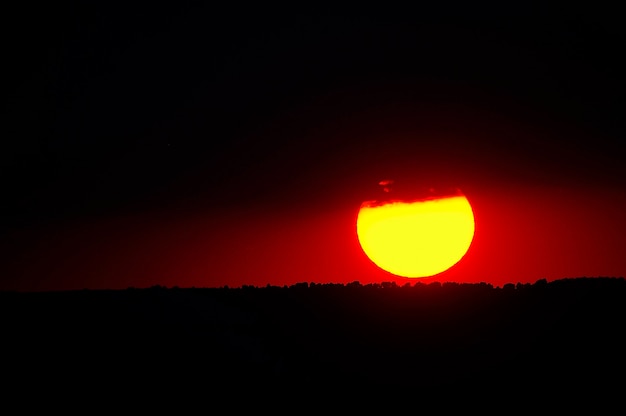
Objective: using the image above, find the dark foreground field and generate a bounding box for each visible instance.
[2,277,625,403]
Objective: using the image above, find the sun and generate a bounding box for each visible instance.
[356,186,475,278]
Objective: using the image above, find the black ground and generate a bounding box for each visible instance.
[2,277,625,404]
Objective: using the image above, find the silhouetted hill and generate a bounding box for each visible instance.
[2,277,625,402]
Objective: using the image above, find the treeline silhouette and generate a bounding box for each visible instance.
[2,277,625,397]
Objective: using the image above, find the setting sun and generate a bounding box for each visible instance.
[356,193,475,278]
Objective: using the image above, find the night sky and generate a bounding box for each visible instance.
[3,3,625,291]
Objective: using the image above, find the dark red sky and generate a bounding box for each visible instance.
[3,3,625,291]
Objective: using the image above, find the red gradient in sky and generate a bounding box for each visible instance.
[2,180,625,292]
[3,70,625,293]
[3,4,625,292]
[3,98,626,291]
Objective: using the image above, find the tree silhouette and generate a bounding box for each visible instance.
[1,276,625,397]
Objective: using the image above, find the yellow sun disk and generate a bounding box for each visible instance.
[357,195,475,278]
